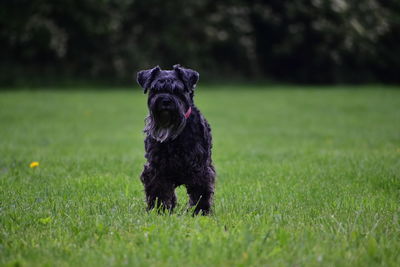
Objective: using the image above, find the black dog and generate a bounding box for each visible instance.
[136,65,216,215]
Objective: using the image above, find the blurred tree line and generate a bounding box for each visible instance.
[1,0,399,85]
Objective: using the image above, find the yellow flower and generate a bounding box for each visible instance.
[30,161,39,168]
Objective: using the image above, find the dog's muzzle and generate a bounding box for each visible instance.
[150,94,180,127]
[158,98,174,111]
[154,94,176,111]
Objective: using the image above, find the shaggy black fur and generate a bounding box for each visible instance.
[137,65,215,215]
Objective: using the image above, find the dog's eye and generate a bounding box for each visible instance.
[173,88,185,95]
[174,91,186,98]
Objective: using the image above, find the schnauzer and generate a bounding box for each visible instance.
[136,64,216,215]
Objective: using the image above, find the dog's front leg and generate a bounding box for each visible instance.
[141,172,176,212]
[140,164,177,212]
[145,184,176,212]
[186,185,214,215]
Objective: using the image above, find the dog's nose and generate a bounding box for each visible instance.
[161,98,172,107]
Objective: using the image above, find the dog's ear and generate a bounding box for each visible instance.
[137,66,161,93]
[173,64,199,91]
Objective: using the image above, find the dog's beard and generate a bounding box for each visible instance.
[144,110,186,143]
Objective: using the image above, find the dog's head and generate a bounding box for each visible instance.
[137,64,199,142]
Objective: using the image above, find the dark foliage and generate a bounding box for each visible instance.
[1,0,399,85]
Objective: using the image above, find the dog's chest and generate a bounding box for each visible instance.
[159,140,199,171]
[147,134,207,175]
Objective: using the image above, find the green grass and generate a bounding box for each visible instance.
[1,86,399,266]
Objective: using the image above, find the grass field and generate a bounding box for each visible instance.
[1,86,399,266]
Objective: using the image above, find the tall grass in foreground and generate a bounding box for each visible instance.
[0,86,399,266]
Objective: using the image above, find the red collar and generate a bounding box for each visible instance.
[184,106,192,119]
